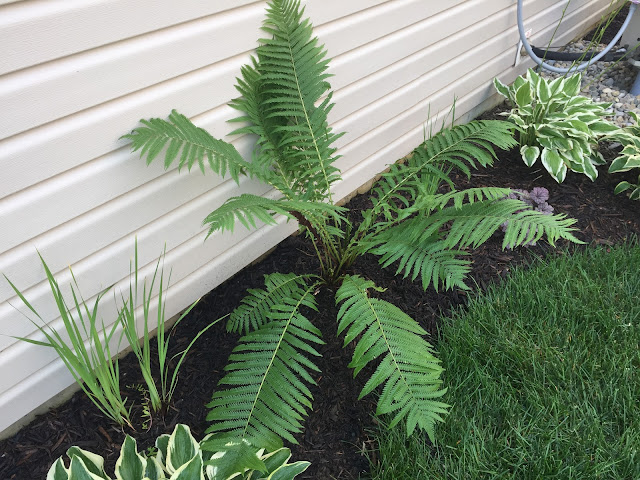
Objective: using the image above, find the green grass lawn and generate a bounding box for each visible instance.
[369,243,640,479]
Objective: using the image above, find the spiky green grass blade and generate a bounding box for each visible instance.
[335,275,448,440]
[206,279,324,451]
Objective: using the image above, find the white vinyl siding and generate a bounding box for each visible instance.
[0,0,612,435]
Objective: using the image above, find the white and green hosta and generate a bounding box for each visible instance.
[125,0,582,450]
[47,424,309,480]
[495,69,619,183]
[608,111,640,200]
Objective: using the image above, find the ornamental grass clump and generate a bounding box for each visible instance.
[118,241,221,418]
[494,69,618,183]
[4,243,216,430]
[4,256,132,427]
[124,0,582,450]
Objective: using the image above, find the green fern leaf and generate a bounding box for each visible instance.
[122,110,249,183]
[365,195,580,291]
[335,275,449,440]
[369,238,471,292]
[202,193,346,237]
[371,120,516,219]
[206,279,324,450]
[229,57,300,198]
[253,0,343,201]
[228,273,318,335]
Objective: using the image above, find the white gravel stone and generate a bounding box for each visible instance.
[537,41,640,127]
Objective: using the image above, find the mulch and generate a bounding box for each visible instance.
[1,103,639,480]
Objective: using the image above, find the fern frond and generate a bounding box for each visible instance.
[335,275,449,440]
[206,280,323,450]
[369,238,471,291]
[253,0,343,201]
[228,273,318,335]
[500,207,583,248]
[364,192,580,291]
[123,110,249,184]
[202,193,346,236]
[377,198,580,252]
[371,120,516,219]
[229,57,300,198]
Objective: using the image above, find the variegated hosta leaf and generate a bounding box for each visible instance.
[202,439,266,479]
[47,426,308,479]
[68,457,108,480]
[541,147,566,183]
[254,461,311,479]
[66,447,110,480]
[165,425,200,476]
[610,150,640,173]
[114,436,146,480]
[168,454,204,480]
[335,275,449,441]
[144,458,165,480]
[520,145,540,167]
[493,77,510,99]
[47,458,70,480]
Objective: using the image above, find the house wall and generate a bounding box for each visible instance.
[0,0,613,436]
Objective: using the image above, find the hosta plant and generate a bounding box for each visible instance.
[124,0,582,449]
[47,423,309,480]
[607,111,640,200]
[494,69,619,183]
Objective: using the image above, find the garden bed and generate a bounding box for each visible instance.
[1,99,639,479]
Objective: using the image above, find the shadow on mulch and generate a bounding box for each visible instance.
[1,103,639,480]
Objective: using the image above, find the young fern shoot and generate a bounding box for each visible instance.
[125,0,582,450]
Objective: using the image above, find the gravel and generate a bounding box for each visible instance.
[537,40,640,127]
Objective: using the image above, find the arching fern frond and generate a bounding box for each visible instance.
[370,120,516,220]
[364,195,581,291]
[335,275,449,440]
[206,281,323,451]
[122,110,250,184]
[228,273,318,335]
[406,199,581,249]
[202,193,346,237]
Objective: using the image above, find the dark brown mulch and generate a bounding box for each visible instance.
[1,105,639,480]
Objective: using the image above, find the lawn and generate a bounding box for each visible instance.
[369,242,640,479]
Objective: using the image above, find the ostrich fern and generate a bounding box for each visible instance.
[124,0,581,451]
